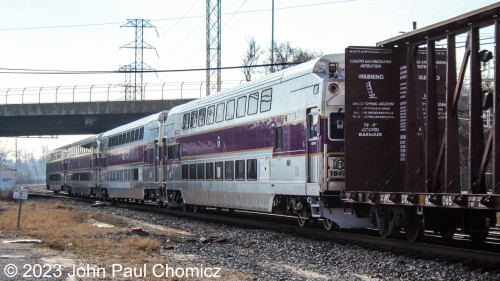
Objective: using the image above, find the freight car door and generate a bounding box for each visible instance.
[307,108,320,183]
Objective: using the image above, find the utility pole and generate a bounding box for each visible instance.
[206,0,221,96]
[271,0,275,73]
[120,19,158,100]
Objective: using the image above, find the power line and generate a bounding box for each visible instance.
[0,62,300,75]
[0,0,357,31]
[159,0,201,37]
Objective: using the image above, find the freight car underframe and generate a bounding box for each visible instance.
[343,191,499,242]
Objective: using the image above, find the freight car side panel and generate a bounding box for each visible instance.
[344,47,400,192]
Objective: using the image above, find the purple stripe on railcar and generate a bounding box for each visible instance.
[107,145,144,166]
[178,117,344,158]
[179,118,277,158]
[46,162,64,173]
[68,155,92,170]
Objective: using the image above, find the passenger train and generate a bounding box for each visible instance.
[46,53,498,241]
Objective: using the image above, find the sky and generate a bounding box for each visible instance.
[0,0,498,158]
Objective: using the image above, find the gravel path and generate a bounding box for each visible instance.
[26,195,499,281]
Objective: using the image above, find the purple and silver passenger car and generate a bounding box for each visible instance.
[99,111,168,201]
[161,54,364,229]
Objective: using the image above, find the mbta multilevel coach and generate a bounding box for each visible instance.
[160,54,358,230]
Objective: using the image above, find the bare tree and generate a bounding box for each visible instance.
[266,41,322,73]
[242,36,263,82]
[242,39,322,81]
[40,145,49,162]
[0,141,12,167]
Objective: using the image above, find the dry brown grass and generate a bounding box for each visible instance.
[0,200,169,272]
[0,200,253,280]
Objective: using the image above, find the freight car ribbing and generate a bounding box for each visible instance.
[342,3,500,241]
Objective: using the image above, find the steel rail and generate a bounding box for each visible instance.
[26,188,500,267]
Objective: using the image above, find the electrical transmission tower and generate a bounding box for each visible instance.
[120,19,158,100]
[206,0,221,96]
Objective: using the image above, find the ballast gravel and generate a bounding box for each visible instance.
[29,196,500,281]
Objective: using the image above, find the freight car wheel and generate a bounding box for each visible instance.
[404,215,424,242]
[192,205,199,213]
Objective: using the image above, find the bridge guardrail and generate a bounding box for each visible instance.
[0,80,245,105]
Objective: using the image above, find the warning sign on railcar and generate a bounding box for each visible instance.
[345,47,400,192]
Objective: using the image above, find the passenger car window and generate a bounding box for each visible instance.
[225,161,234,181]
[215,162,223,180]
[236,96,247,118]
[260,89,272,112]
[206,162,214,180]
[248,92,259,115]
[190,111,198,128]
[235,160,245,181]
[182,164,189,180]
[189,164,197,180]
[247,159,257,180]
[207,105,215,125]
[275,126,283,150]
[226,99,235,120]
[197,163,205,180]
[182,114,190,129]
[198,108,206,127]
[308,113,319,139]
[216,103,225,123]
[329,112,345,140]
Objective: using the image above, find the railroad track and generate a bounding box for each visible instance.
[24,186,500,268]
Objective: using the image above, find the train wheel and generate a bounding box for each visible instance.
[182,204,189,212]
[404,215,424,242]
[297,214,308,227]
[323,219,338,231]
[297,206,311,227]
[192,205,199,213]
[228,208,235,214]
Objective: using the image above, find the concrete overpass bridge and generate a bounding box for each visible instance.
[0,83,204,137]
[0,81,247,136]
[0,100,193,136]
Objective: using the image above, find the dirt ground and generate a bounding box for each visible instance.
[0,200,253,280]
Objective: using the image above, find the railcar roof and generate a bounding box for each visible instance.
[51,134,99,151]
[102,111,168,137]
[168,54,344,115]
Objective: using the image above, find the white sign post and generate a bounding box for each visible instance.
[13,188,28,229]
